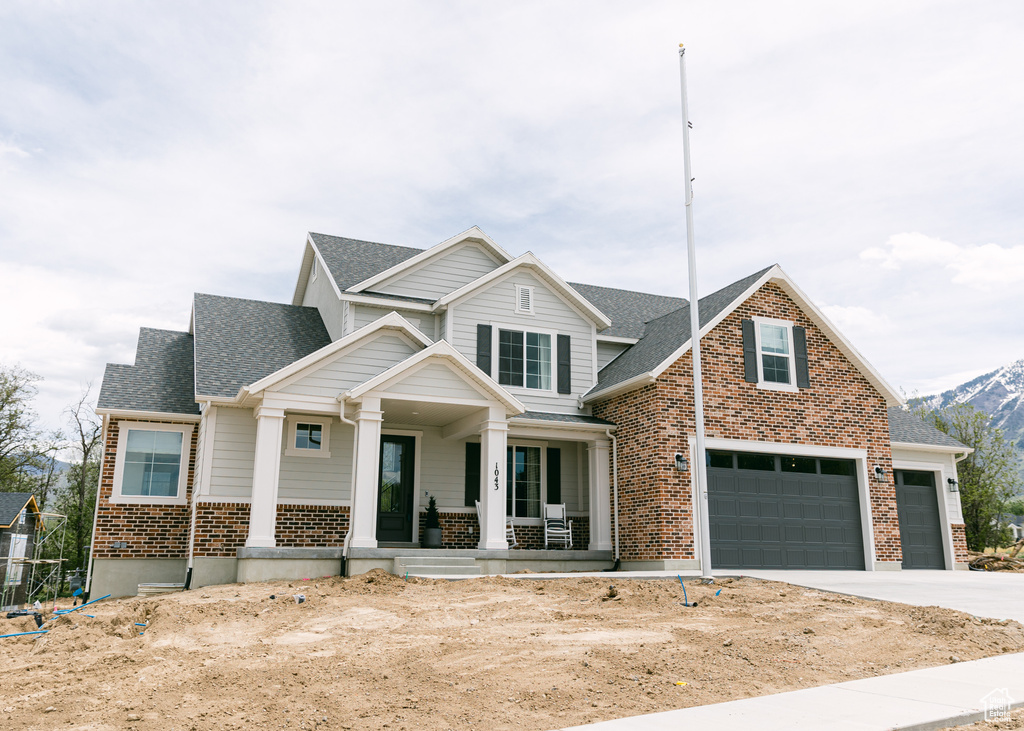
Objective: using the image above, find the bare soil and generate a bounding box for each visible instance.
[945,707,1024,729]
[2,571,1023,730]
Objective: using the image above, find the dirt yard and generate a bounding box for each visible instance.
[2,571,1023,730]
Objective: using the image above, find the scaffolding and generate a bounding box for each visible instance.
[1,512,67,611]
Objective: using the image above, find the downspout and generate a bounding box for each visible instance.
[84,414,109,597]
[605,429,620,565]
[184,401,211,591]
[337,396,358,564]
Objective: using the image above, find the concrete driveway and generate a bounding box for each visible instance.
[738,569,1024,623]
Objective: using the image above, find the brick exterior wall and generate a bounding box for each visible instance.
[92,418,197,560]
[192,503,350,557]
[592,282,902,565]
[951,523,969,564]
[424,512,590,550]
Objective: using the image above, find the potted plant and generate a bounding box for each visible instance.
[422,493,443,548]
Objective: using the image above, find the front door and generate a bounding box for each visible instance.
[377,435,416,543]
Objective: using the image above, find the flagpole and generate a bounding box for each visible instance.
[678,44,713,582]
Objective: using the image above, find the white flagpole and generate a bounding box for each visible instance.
[678,44,713,581]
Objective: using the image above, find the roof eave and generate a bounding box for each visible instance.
[582,373,658,404]
[889,440,974,454]
[94,408,201,422]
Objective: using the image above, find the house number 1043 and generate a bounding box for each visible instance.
[494,463,500,490]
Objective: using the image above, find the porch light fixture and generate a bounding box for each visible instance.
[947,477,959,493]
[674,453,688,472]
[872,465,886,483]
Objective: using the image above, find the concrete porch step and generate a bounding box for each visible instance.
[394,556,483,577]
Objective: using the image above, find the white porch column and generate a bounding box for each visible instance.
[349,396,383,549]
[587,439,613,551]
[479,406,509,550]
[246,406,286,548]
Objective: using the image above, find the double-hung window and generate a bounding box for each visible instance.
[759,322,792,384]
[743,316,809,392]
[112,422,193,504]
[498,329,551,390]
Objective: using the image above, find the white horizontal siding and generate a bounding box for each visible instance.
[416,428,467,509]
[209,406,256,498]
[452,271,594,413]
[301,262,345,341]
[596,341,629,371]
[384,362,484,401]
[278,419,353,502]
[377,243,500,300]
[352,305,424,332]
[278,333,416,397]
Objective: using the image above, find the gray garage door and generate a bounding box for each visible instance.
[895,470,945,569]
[708,451,865,569]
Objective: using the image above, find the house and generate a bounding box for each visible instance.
[87,227,971,598]
[1,493,42,610]
[1005,515,1024,543]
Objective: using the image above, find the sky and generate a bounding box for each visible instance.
[1,1,1023,433]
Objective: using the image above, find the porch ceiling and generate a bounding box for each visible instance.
[380,398,482,427]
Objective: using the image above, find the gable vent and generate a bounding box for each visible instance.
[516,285,533,314]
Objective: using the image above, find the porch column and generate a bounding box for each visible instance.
[479,406,509,550]
[246,406,286,548]
[587,439,613,551]
[349,396,383,549]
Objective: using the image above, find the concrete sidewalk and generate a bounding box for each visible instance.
[558,652,1024,731]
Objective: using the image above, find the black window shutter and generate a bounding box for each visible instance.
[464,442,481,507]
[556,334,572,394]
[546,448,561,504]
[741,319,758,383]
[476,324,492,375]
[793,326,810,388]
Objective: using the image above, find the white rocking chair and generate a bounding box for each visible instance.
[475,500,517,547]
[544,503,573,549]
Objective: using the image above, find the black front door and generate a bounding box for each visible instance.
[377,435,415,543]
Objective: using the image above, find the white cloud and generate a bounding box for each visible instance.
[820,305,892,337]
[861,232,1024,287]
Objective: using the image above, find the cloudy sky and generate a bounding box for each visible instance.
[2,1,1023,432]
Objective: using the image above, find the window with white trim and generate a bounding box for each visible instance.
[498,329,551,390]
[285,417,332,458]
[112,422,193,504]
[311,257,318,283]
[753,317,798,390]
[506,445,542,518]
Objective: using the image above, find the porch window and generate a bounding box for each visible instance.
[498,329,551,390]
[294,423,322,451]
[506,445,541,518]
[285,417,332,458]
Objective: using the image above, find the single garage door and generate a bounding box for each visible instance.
[894,470,945,569]
[708,451,864,569]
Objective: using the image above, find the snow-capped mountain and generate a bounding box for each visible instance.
[923,358,1024,451]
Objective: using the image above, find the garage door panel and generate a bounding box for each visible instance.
[709,452,864,570]
[895,471,944,570]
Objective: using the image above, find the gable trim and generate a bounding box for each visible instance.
[584,265,904,406]
[0,495,41,529]
[345,340,526,415]
[890,441,974,455]
[345,226,513,294]
[433,252,613,329]
[244,312,433,397]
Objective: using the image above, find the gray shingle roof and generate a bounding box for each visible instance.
[0,492,36,528]
[513,411,616,426]
[588,266,775,397]
[193,293,332,399]
[567,283,687,339]
[309,232,422,291]
[98,329,200,415]
[887,407,969,449]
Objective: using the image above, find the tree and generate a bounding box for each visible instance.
[0,364,46,490]
[916,402,1021,550]
[53,388,102,573]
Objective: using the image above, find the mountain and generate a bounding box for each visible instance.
[922,358,1024,453]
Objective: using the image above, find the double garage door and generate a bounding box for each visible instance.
[707,451,946,570]
[708,450,865,569]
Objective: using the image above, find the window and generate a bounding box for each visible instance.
[498,329,551,390]
[5,535,27,586]
[112,422,193,504]
[18,509,26,526]
[311,257,318,283]
[507,445,541,518]
[285,417,332,458]
[746,316,804,392]
[759,322,792,384]
[515,285,534,314]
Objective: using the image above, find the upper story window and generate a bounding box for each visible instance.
[498,329,551,390]
[285,416,332,458]
[743,317,809,392]
[515,285,534,314]
[18,509,26,526]
[311,258,318,283]
[112,422,193,505]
